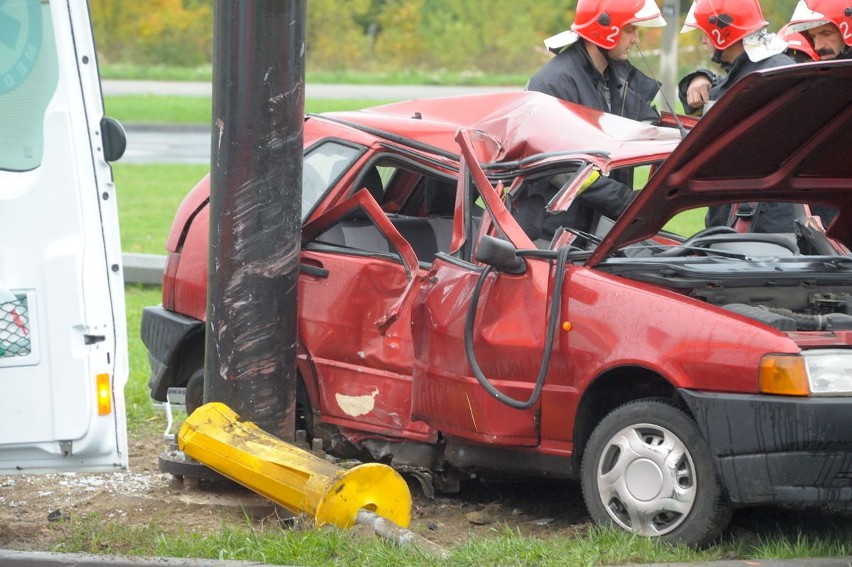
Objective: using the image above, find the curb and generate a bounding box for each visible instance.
[122,253,165,285]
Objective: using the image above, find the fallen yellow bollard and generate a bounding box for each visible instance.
[178,402,412,529]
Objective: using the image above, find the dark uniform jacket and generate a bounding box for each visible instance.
[678,51,794,115]
[527,42,661,122]
[679,51,797,233]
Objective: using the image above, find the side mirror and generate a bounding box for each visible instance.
[475,235,526,274]
[101,117,126,162]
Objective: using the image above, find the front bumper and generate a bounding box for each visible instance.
[680,389,852,510]
[140,305,204,401]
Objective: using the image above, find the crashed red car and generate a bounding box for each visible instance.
[142,61,852,547]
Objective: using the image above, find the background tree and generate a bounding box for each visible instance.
[306,0,374,71]
[91,0,212,67]
[89,0,800,77]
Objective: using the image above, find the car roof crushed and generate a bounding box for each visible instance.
[324,91,681,164]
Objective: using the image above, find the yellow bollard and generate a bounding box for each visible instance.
[178,402,412,529]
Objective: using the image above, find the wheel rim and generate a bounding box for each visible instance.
[595,422,697,536]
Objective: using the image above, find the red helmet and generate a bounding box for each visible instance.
[787,0,852,47]
[779,23,820,60]
[571,0,667,50]
[681,0,769,50]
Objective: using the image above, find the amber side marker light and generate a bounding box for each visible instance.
[759,355,810,396]
[96,373,112,415]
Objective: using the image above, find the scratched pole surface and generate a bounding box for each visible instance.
[205,0,305,439]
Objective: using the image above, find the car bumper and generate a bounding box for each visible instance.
[680,389,852,510]
[140,305,203,402]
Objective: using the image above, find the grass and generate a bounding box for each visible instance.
[53,509,852,565]
[100,63,529,87]
[115,163,208,254]
[104,95,402,124]
[47,514,681,565]
[124,284,168,433]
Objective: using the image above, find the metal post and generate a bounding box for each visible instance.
[205,0,306,439]
[659,0,680,111]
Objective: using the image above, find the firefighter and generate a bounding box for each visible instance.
[678,0,793,116]
[521,0,667,242]
[527,0,667,123]
[679,0,797,233]
[786,0,852,60]
[779,24,820,62]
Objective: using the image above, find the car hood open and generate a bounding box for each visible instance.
[588,60,852,267]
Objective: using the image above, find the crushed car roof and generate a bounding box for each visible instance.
[323,91,683,166]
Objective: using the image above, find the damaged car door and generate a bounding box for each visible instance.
[411,131,555,447]
[300,188,433,441]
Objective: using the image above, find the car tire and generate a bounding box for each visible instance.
[184,367,205,416]
[580,399,732,548]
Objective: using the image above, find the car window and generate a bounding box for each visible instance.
[0,0,59,172]
[302,141,362,220]
[307,159,458,266]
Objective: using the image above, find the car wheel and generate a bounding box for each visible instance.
[184,367,205,416]
[581,399,731,548]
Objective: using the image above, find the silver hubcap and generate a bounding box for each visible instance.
[596,423,697,536]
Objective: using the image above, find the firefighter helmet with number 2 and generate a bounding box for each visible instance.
[545,0,666,52]
[681,0,768,50]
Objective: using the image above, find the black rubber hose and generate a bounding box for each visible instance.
[463,246,570,409]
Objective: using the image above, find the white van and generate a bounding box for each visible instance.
[0,0,128,473]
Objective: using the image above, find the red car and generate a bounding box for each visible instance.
[142,61,852,547]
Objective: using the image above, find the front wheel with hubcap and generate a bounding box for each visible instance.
[581,400,732,548]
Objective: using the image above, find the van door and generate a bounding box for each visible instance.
[0,0,128,473]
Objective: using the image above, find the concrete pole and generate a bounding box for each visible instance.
[659,0,681,111]
[205,0,306,439]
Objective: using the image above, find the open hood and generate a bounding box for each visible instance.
[589,60,852,266]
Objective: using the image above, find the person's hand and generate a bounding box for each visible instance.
[686,75,712,109]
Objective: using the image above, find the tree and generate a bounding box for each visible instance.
[90,0,212,67]
[306,0,373,71]
[89,0,804,76]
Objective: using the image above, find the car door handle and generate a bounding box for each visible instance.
[300,263,328,279]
